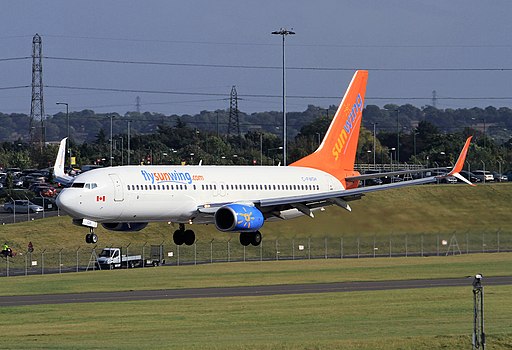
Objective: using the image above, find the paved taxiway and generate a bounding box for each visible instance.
[1,276,511,307]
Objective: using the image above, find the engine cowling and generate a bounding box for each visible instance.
[214,204,264,232]
[101,222,148,232]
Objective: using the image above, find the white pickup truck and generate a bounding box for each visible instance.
[96,248,142,269]
[96,246,165,270]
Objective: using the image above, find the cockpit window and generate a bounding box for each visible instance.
[71,182,85,188]
[83,183,98,189]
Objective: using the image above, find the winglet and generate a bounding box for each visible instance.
[447,136,475,186]
[53,138,74,185]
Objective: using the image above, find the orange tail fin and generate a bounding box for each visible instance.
[290,70,368,187]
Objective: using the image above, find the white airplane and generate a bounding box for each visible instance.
[54,70,473,245]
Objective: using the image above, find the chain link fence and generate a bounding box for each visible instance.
[1,231,511,277]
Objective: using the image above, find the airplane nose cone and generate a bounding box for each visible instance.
[56,189,81,217]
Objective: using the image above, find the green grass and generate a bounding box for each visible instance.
[1,183,511,256]
[1,253,511,296]
[1,283,511,349]
[2,254,512,349]
[1,183,511,349]
[0,254,512,349]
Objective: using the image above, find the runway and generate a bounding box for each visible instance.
[1,275,511,307]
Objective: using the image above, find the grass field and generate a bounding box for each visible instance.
[0,183,511,349]
[1,183,511,255]
[1,254,512,349]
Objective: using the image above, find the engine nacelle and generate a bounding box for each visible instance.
[101,222,148,232]
[214,204,264,232]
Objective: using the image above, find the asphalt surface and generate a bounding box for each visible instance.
[1,276,511,307]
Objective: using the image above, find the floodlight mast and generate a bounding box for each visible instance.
[271,28,295,166]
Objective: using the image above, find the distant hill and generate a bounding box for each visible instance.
[1,104,511,144]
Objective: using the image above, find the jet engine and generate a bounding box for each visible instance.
[214,204,264,232]
[101,222,148,232]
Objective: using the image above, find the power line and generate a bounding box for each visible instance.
[0,56,30,62]
[42,56,512,72]
[43,84,512,101]
[41,34,512,49]
[0,85,30,90]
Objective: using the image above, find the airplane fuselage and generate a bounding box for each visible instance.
[56,165,345,224]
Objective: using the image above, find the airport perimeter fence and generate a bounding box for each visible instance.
[1,230,512,277]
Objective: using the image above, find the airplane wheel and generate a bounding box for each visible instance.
[251,231,262,246]
[173,230,185,245]
[85,234,91,244]
[91,233,98,244]
[239,233,251,246]
[184,230,195,246]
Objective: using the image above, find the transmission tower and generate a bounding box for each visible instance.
[30,33,44,146]
[135,96,141,114]
[432,90,438,108]
[227,86,241,139]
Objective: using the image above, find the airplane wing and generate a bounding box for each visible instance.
[53,138,74,185]
[197,136,473,220]
[345,167,449,182]
[196,175,438,220]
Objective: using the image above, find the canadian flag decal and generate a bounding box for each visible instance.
[96,195,106,202]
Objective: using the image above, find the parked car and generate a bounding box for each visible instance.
[31,197,58,211]
[472,170,494,182]
[491,172,508,182]
[3,200,44,213]
[440,176,457,184]
[29,183,57,197]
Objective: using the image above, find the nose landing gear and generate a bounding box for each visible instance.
[85,228,98,244]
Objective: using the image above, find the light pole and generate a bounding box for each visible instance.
[56,102,70,165]
[390,147,396,172]
[119,137,124,165]
[268,146,283,165]
[109,115,115,167]
[395,109,400,164]
[127,120,131,165]
[372,122,378,168]
[260,132,263,165]
[272,27,295,166]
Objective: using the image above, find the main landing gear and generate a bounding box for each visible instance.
[85,228,98,244]
[239,231,262,247]
[173,223,196,246]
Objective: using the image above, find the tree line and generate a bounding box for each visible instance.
[0,104,510,172]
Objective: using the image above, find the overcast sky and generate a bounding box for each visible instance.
[1,1,512,116]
